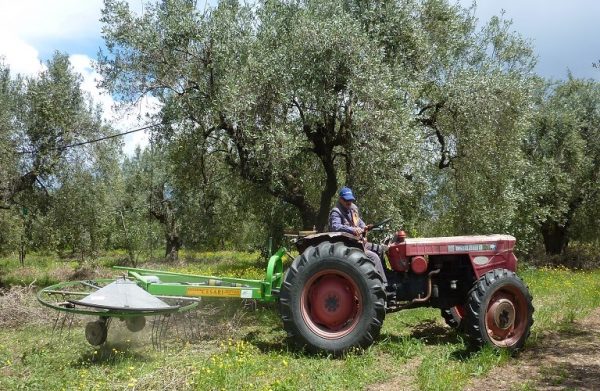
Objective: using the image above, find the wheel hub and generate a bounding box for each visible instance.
[324,295,340,312]
[490,298,516,330]
[307,274,356,331]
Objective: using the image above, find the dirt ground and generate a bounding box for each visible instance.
[369,308,600,391]
[466,307,600,391]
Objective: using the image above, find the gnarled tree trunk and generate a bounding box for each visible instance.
[540,220,569,255]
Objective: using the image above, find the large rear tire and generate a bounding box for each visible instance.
[279,242,386,355]
[463,269,534,352]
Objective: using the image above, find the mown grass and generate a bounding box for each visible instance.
[1,252,600,390]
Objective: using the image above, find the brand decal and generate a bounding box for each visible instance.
[448,243,497,252]
[186,287,242,297]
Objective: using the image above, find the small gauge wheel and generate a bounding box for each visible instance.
[85,319,108,346]
[125,316,146,332]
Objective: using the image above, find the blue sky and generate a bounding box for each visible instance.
[459,0,600,80]
[0,0,598,152]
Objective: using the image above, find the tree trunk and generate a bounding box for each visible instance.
[118,210,137,267]
[540,220,569,255]
[149,184,182,262]
[165,233,182,261]
[316,155,338,232]
[19,236,25,267]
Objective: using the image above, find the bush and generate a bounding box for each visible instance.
[527,242,600,269]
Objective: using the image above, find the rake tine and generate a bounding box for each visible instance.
[160,314,170,351]
[51,311,61,334]
[66,313,74,336]
[151,316,159,350]
[57,312,69,338]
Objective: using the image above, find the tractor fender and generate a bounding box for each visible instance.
[294,232,363,254]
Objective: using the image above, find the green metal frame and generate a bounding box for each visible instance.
[38,248,287,318]
[114,247,286,302]
[37,279,200,317]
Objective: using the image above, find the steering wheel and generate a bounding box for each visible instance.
[359,217,392,241]
[369,217,392,231]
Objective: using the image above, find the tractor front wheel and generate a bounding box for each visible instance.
[279,242,386,355]
[463,269,534,352]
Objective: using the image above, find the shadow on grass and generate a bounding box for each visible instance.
[380,318,499,362]
[537,362,600,389]
[242,328,290,353]
[243,328,365,359]
[241,316,470,358]
[408,319,462,345]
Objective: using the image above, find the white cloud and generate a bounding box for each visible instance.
[0,0,162,156]
[0,33,46,76]
[1,0,105,41]
[69,54,162,155]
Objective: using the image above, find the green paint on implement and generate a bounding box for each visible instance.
[37,248,287,318]
[114,247,286,302]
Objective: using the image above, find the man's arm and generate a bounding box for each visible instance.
[357,217,366,229]
[329,210,355,234]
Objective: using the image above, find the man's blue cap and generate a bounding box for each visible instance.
[339,187,355,201]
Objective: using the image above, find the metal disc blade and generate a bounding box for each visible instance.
[69,279,177,312]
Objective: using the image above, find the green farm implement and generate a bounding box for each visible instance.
[38,249,285,346]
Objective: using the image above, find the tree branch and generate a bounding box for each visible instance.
[418,101,452,168]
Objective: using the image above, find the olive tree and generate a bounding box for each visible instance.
[99,0,424,230]
[98,0,539,241]
[523,77,600,254]
[0,53,120,261]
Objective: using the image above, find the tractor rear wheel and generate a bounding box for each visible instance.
[463,269,534,352]
[279,242,386,355]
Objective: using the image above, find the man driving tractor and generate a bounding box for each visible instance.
[329,187,388,284]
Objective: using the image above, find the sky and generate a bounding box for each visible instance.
[0,0,162,155]
[1,0,599,154]
[458,0,600,80]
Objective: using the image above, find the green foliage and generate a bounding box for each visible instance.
[0,1,598,261]
[0,53,121,261]
[522,78,600,254]
[98,0,539,234]
[96,0,597,261]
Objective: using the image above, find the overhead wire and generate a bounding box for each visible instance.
[14,123,161,154]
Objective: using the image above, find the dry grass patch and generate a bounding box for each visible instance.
[0,285,55,328]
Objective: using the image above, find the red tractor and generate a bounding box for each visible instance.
[279,222,534,354]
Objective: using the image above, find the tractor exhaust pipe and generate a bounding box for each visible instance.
[411,269,441,303]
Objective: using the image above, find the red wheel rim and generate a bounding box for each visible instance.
[484,286,529,347]
[454,305,465,319]
[300,269,362,339]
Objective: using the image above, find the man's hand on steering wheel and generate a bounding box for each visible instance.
[353,227,364,236]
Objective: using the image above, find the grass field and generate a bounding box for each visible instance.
[1,252,600,390]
